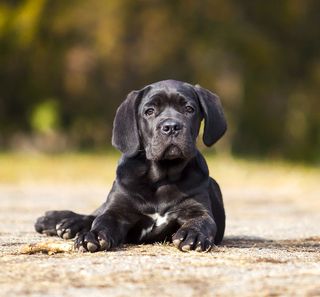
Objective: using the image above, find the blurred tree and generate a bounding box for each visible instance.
[0,0,319,161]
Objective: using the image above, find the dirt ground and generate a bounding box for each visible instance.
[0,155,319,297]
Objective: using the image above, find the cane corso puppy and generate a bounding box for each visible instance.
[35,79,227,252]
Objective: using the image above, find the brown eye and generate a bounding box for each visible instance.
[185,106,194,113]
[145,108,155,116]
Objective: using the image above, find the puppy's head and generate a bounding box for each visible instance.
[112,80,227,161]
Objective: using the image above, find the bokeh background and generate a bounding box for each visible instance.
[1,3,320,295]
[0,0,319,162]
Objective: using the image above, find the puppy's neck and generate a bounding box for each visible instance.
[148,158,189,183]
[117,151,208,189]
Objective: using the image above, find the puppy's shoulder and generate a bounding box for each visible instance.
[116,154,149,179]
[192,151,209,177]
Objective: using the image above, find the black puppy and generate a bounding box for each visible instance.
[35,80,227,252]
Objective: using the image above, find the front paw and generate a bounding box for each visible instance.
[35,211,94,240]
[35,210,77,237]
[55,216,92,239]
[172,227,214,252]
[74,229,113,253]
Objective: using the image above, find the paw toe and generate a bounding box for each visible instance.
[172,228,214,252]
[74,229,113,252]
[86,242,99,252]
[172,229,187,248]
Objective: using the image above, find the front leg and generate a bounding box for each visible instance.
[35,210,95,239]
[74,210,134,252]
[172,199,217,252]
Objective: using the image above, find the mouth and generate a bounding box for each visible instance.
[162,144,183,160]
[147,135,196,162]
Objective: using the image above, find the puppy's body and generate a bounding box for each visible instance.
[93,151,225,246]
[35,80,227,252]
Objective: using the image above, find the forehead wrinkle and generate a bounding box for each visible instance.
[140,86,198,112]
[147,91,190,104]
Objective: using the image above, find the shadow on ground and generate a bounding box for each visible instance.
[223,236,320,252]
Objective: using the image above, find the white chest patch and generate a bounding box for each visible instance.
[139,212,169,240]
[139,225,153,240]
[146,212,169,226]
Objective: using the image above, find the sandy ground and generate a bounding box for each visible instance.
[0,157,320,297]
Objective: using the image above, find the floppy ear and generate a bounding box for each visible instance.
[112,87,150,157]
[194,84,227,146]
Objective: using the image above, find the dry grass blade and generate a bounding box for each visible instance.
[20,240,74,255]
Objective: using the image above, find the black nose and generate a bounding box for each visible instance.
[160,119,182,136]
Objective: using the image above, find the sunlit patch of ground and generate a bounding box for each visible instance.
[0,153,319,296]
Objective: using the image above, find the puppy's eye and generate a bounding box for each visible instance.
[185,106,194,113]
[145,108,155,116]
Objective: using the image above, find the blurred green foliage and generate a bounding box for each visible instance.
[0,0,319,161]
[30,99,59,134]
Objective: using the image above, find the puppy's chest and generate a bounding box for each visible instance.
[129,185,183,242]
[140,212,169,238]
[134,210,178,243]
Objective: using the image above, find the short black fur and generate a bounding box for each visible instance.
[35,79,227,252]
